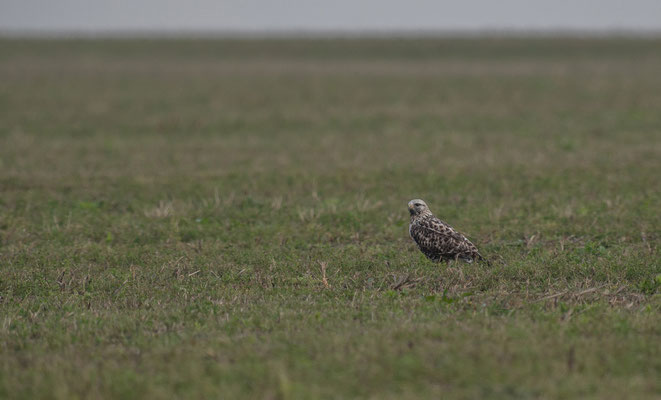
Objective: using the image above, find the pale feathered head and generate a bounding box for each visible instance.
[408,199,430,216]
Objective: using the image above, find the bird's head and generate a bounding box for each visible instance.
[408,199,430,216]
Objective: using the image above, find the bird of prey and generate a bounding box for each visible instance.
[408,199,487,264]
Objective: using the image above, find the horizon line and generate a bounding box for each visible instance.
[2,27,661,40]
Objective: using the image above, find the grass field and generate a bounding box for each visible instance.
[1,37,660,399]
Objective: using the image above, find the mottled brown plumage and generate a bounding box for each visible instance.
[408,199,485,264]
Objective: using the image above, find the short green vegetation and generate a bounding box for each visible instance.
[0,38,660,399]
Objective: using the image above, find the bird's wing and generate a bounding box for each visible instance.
[410,216,477,257]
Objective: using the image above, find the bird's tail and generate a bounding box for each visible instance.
[477,253,491,266]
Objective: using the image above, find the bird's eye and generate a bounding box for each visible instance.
[415,203,421,207]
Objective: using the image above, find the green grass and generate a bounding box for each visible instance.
[1,37,660,399]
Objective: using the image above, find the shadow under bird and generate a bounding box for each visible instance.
[408,199,488,265]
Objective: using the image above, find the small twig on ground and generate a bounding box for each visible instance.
[391,274,412,291]
[571,285,607,298]
[535,284,608,303]
[56,269,67,291]
[525,234,537,249]
[534,290,569,303]
[319,261,330,288]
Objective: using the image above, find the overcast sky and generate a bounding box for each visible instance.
[2,0,661,34]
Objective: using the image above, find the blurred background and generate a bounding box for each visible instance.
[1,0,660,238]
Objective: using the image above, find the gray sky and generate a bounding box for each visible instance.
[2,0,661,34]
